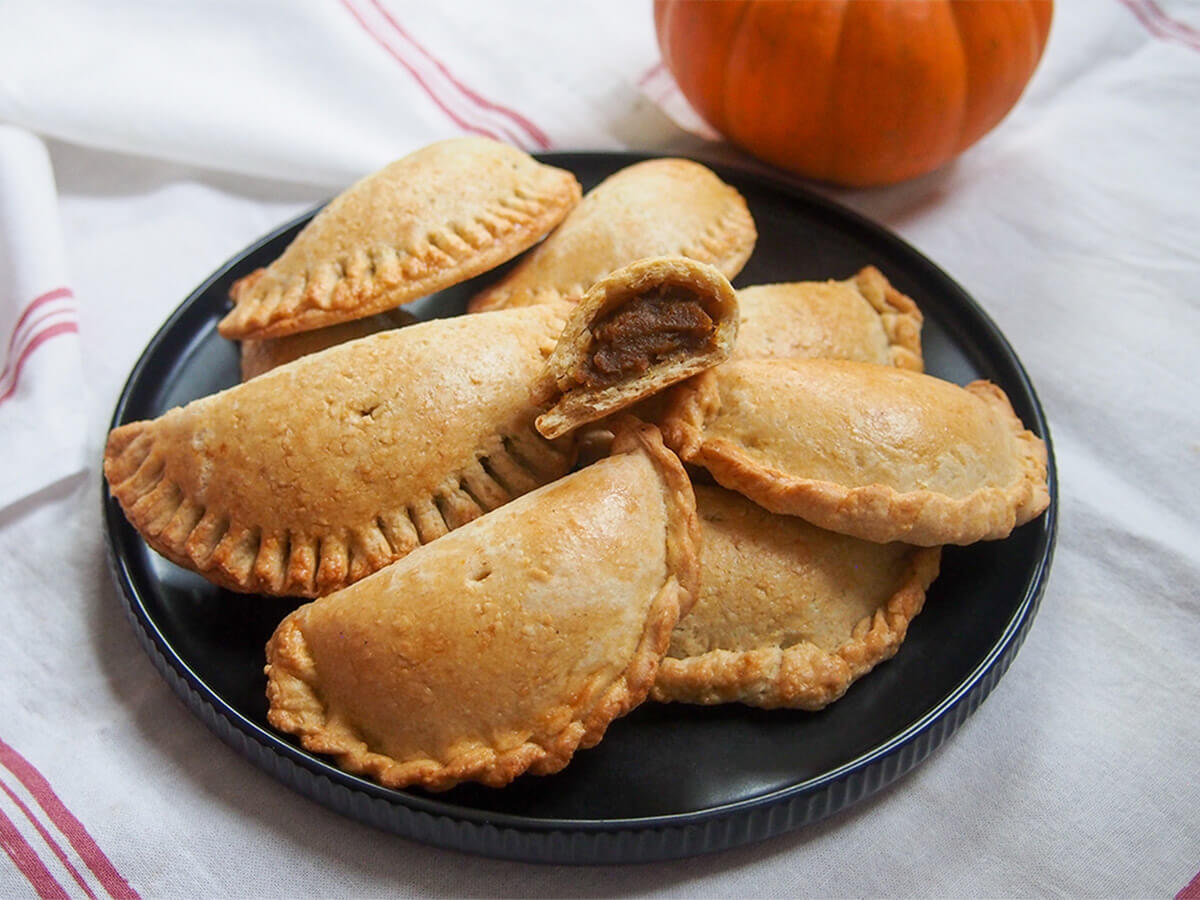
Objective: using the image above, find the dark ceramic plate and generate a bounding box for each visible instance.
[104,152,1057,864]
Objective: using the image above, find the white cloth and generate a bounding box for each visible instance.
[0,1,1198,897]
[0,127,88,510]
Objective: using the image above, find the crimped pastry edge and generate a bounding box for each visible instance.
[652,546,941,710]
[850,265,925,372]
[263,416,700,791]
[466,158,757,313]
[219,148,581,340]
[660,370,1050,547]
[104,308,577,598]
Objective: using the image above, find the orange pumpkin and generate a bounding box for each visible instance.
[654,0,1053,187]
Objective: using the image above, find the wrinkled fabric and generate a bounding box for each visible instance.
[0,1,1197,897]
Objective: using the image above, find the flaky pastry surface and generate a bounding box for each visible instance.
[653,486,941,710]
[264,418,699,791]
[733,266,923,370]
[467,158,755,312]
[661,358,1050,546]
[106,305,574,597]
[219,138,581,340]
[240,308,417,381]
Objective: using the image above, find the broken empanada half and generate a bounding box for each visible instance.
[467,158,756,312]
[661,358,1050,546]
[653,485,941,710]
[265,418,700,791]
[734,265,923,370]
[106,305,576,598]
[533,256,738,440]
[218,138,582,340]
[240,308,417,381]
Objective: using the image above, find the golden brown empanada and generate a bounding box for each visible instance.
[108,284,740,597]
[106,305,576,598]
[240,308,417,381]
[264,418,699,791]
[734,266,923,370]
[653,485,941,710]
[218,138,581,340]
[467,158,756,312]
[533,256,738,439]
[661,358,1050,546]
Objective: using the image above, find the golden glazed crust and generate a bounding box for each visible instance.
[533,256,739,440]
[219,138,581,340]
[467,158,756,312]
[733,266,923,370]
[240,308,417,381]
[264,418,700,791]
[652,486,941,710]
[660,358,1050,546]
[105,305,575,597]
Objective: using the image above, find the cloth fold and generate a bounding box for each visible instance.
[0,126,87,512]
[0,1,1198,897]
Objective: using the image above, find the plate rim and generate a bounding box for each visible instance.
[102,149,1058,857]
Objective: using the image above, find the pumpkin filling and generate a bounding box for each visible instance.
[580,288,716,389]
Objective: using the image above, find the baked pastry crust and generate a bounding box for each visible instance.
[264,418,700,791]
[467,158,756,312]
[218,138,581,340]
[734,266,923,370]
[240,308,416,380]
[652,485,941,710]
[105,305,575,597]
[661,358,1050,546]
[533,256,738,439]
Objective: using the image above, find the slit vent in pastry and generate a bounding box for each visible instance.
[264,418,700,791]
[652,485,941,710]
[467,157,756,312]
[105,305,575,597]
[218,138,582,340]
[660,358,1050,546]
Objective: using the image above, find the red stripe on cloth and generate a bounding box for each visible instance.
[1143,0,1200,47]
[1,307,76,382]
[0,778,97,899]
[339,0,509,143]
[368,0,551,149]
[1177,869,1200,900]
[1119,0,1200,52]
[0,322,79,405]
[0,806,68,900]
[637,61,664,88]
[4,287,73,361]
[0,739,138,900]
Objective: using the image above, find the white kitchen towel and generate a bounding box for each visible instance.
[0,1,1197,898]
[0,0,711,188]
[0,126,87,511]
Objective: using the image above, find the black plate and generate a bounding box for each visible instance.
[104,152,1057,864]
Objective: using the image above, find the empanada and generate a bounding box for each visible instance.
[733,266,923,370]
[107,305,576,598]
[533,256,738,439]
[467,158,756,312]
[653,485,941,710]
[661,358,1050,546]
[264,418,699,791]
[240,308,416,381]
[218,138,581,340]
[108,275,739,597]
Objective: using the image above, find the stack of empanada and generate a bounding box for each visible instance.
[104,138,1049,792]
